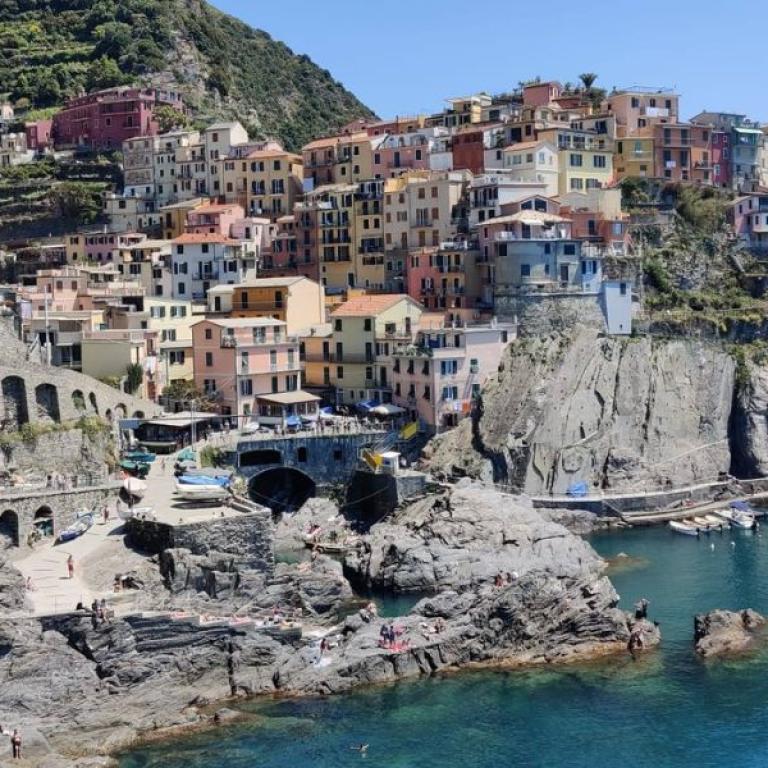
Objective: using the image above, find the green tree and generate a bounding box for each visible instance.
[579,72,598,91]
[85,56,127,91]
[50,182,101,223]
[125,363,143,395]
[153,104,190,133]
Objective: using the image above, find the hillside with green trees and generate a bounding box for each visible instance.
[0,0,375,150]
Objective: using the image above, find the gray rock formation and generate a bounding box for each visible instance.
[274,497,343,551]
[425,329,736,493]
[345,482,600,593]
[694,609,765,657]
[0,557,26,612]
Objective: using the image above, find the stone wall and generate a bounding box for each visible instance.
[345,469,428,530]
[237,431,386,487]
[0,428,113,483]
[0,484,119,547]
[127,506,274,574]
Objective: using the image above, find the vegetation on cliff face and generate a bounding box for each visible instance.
[0,0,374,149]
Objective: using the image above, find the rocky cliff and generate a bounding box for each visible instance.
[425,328,750,494]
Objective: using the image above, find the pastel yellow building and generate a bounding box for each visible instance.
[539,128,614,195]
[206,276,325,334]
[353,179,386,290]
[328,293,423,406]
[300,323,334,396]
[333,132,379,184]
[159,198,205,240]
[614,135,656,179]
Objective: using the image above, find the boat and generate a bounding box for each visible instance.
[120,460,150,478]
[716,505,755,530]
[122,476,148,500]
[177,473,230,487]
[183,467,233,479]
[123,450,156,464]
[58,512,94,542]
[669,520,700,536]
[174,482,229,502]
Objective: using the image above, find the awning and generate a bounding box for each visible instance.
[371,403,406,416]
[257,390,320,406]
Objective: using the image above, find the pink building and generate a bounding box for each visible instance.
[391,321,514,432]
[192,317,314,425]
[372,134,431,178]
[522,81,562,108]
[52,87,183,151]
[728,194,768,252]
[25,119,52,150]
[185,203,246,236]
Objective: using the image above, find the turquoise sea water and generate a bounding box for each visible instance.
[121,526,768,768]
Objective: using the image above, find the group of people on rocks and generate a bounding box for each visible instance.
[379,622,409,651]
[493,571,519,588]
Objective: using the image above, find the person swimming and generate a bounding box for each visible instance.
[350,744,369,753]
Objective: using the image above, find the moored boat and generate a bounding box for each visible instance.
[174,482,229,502]
[715,505,755,530]
[669,520,700,536]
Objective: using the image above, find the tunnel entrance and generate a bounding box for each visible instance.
[248,467,316,515]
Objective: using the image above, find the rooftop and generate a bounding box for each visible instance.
[330,293,416,318]
[256,390,320,405]
[172,233,240,245]
[206,276,307,294]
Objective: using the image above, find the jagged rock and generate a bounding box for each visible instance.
[694,609,765,657]
[274,497,342,551]
[0,557,27,612]
[345,482,600,593]
[425,329,735,494]
[538,508,601,535]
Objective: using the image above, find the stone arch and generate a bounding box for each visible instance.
[0,509,19,548]
[115,404,127,420]
[88,392,99,414]
[132,410,145,419]
[35,383,60,424]
[240,449,282,468]
[2,376,28,430]
[33,505,54,539]
[72,389,86,412]
[248,467,316,515]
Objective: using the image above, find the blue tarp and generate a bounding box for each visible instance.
[320,406,334,414]
[731,500,754,512]
[178,474,230,487]
[566,481,588,498]
[285,415,302,427]
[356,399,381,412]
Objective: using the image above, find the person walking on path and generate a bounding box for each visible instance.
[11,729,21,759]
[66,554,74,579]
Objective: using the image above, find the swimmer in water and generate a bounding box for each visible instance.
[350,744,369,754]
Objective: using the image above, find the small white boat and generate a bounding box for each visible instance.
[122,476,147,500]
[716,508,755,530]
[174,482,229,502]
[669,520,700,536]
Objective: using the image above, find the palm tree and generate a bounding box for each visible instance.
[579,73,598,91]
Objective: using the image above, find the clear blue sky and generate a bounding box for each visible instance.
[213,0,765,122]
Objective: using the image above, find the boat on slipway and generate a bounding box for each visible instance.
[58,511,94,542]
[174,482,230,502]
[716,501,756,529]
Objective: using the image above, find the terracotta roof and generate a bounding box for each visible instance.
[331,294,416,318]
[172,233,240,245]
[302,136,341,151]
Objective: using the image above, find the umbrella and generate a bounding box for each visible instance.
[371,403,406,417]
[122,477,147,499]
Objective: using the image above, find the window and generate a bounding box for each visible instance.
[620,282,627,296]
[520,264,531,277]
[424,385,431,401]
[563,244,577,256]
[177,282,186,295]
[169,351,185,365]
[569,153,583,167]
[205,352,213,366]
[337,366,344,379]
[334,318,342,331]
[205,328,212,340]
[364,318,372,332]
[240,379,253,396]
[570,178,583,190]
[593,155,607,168]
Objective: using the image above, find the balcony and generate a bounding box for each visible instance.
[221,334,298,348]
[436,263,465,273]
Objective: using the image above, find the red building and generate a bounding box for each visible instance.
[451,128,485,174]
[51,87,183,151]
[711,131,732,188]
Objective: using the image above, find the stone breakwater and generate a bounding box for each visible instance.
[0,483,658,767]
